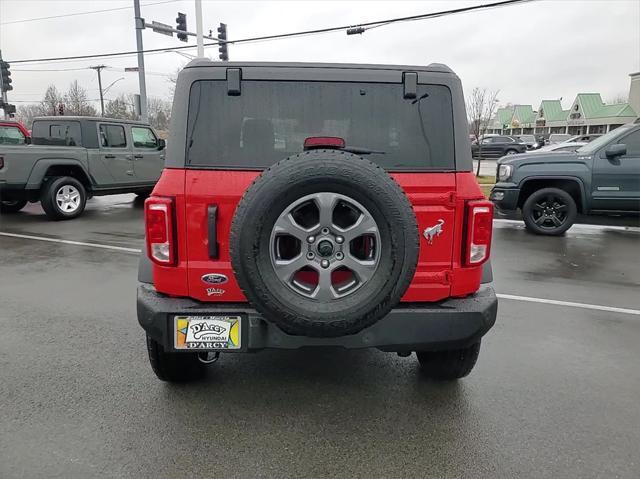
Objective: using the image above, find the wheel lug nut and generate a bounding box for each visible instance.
[321,259,330,269]
[335,236,344,244]
[307,235,316,244]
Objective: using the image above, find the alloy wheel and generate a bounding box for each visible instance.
[270,192,381,300]
[55,185,81,213]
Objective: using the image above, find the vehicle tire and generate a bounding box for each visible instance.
[504,149,518,155]
[0,199,27,214]
[522,187,577,236]
[416,341,481,380]
[230,150,420,338]
[146,334,205,382]
[40,176,87,220]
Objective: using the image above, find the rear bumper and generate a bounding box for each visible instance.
[137,284,498,353]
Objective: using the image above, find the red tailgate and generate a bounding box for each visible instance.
[392,173,456,302]
[184,170,259,302]
[183,170,457,303]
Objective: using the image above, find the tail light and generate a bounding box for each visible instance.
[145,197,176,266]
[464,200,493,266]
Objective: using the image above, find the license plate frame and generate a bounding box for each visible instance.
[173,315,242,351]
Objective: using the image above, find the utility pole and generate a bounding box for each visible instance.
[90,65,106,116]
[133,0,148,122]
[195,0,205,58]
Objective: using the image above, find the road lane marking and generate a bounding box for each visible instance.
[496,293,640,316]
[0,231,141,254]
[2,231,640,316]
[493,219,640,233]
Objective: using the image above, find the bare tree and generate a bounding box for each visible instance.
[15,103,44,126]
[147,96,171,130]
[42,85,63,116]
[105,94,136,120]
[466,87,500,176]
[63,80,97,116]
[607,93,628,104]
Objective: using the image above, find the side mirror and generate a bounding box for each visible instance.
[157,138,166,150]
[605,144,626,158]
[25,136,32,145]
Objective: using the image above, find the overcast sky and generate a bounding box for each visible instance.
[1,0,638,111]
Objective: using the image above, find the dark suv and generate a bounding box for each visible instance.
[471,135,527,159]
[137,61,497,382]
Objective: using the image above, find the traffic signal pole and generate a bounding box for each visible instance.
[195,0,205,58]
[133,0,149,122]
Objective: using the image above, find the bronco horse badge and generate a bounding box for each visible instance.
[423,219,445,245]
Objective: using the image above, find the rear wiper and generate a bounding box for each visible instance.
[341,146,385,155]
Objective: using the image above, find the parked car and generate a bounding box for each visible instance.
[548,133,601,144]
[0,120,30,145]
[548,133,572,144]
[137,60,497,383]
[533,142,588,153]
[491,123,640,235]
[517,134,537,149]
[471,135,527,159]
[0,116,165,219]
[566,133,602,143]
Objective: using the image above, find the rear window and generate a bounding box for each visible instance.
[32,121,82,146]
[186,80,455,170]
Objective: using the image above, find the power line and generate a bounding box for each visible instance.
[12,67,94,72]
[8,0,534,65]
[0,0,177,25]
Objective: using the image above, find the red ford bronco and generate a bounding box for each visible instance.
[137,60,497,382]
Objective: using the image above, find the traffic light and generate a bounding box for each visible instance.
[1,60,12,92]
[217,23,228,61]
[0,100,16,115]
[58,103,64,116]
[176,12,187,42]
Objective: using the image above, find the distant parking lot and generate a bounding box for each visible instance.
[1,196,639,478]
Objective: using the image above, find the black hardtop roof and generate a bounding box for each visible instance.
[183,59,456,75]
[33,116,150,126]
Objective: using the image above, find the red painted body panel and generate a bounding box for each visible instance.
[150,169,189,297]
[150,168,490,303]
[0,121,30,139]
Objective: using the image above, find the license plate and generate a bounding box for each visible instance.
[174,315,241,350]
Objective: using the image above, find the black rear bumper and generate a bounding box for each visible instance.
[137,284,498,353]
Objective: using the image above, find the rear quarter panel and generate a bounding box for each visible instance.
[0,145,85,186]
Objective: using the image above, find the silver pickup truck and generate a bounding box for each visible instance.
[0,116,165,220]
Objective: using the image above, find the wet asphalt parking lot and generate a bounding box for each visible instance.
[1,196,639,479]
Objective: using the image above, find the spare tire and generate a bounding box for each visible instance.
[230,150,419,337]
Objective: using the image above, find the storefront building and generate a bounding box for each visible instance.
[485,73,639,136]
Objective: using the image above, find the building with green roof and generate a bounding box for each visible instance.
[488,107,515,132]
[485,73,639,136]
[564,93,637,135]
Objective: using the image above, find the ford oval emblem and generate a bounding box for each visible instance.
[201,273,228,285]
